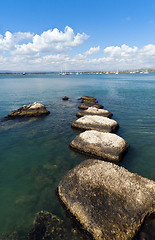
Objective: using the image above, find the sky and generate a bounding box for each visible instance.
[0,0,155,72]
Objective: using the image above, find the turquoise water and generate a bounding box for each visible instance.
[0,73,155,236]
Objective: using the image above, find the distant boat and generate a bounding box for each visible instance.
[22,72,26,75]
[139,70,149,74]
[59,72,69,75]
[115,71,119,74]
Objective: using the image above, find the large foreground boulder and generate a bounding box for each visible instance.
[7,102,50,119]
[72,115,119,133]
[58,159,155,240]
[76,107,113,118]
[70,130,129,162]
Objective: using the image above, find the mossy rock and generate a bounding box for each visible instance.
[28,211,82,240]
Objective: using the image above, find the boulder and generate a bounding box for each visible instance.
[69,130,129,162]
[81,96,97,101]
[58,159,155,240]
[6,102,50,119]
[78,103,103,110]
[62,96,69,101]
[81,99,98,104]
[72,115,119,133]
[76,107,113,118]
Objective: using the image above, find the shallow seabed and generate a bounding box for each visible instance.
[0,73,154,237]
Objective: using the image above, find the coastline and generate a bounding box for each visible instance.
[1,69,155,75]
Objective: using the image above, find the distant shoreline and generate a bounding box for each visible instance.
[1,69,155,75]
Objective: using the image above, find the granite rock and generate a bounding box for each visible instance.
[81,96,97,101]
[58,159,155,240]
[7,102,50,119]
[62,96,69,101]
[76,107,113,118]
[72,115,119,133]
[69,130,129,162]
[81,99,98,104]
[78,103,103,110]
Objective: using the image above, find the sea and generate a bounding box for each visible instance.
[0,73,154,238]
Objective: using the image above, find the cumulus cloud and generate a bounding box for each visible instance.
[75,46,100,60]
[140,44,155,56]
[0,26,155,71]
[0,31,33,52]
[104,44,138,57]
[0,26,89,56]
[85,46,100,56]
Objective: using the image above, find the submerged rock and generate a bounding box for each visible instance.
[72,115,119,133]
[0,231,20,240]
[62,96,69,101]
[78,103,103,110]
[70,130,129,162]
[76,107,113,118]
[6,102,50,119]
[28,211,82,240]
[58,159,155,240]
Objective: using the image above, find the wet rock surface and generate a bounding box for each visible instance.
[72,115,119,133]
[78,103,103,110]
[62,96,69,101]
[6,102,50,119]
[81,99,98,104]
[81,96,97,101]
[76,107,113,118]
[70,130,129,162]
[80,96,98,104]
[58,159,155,240]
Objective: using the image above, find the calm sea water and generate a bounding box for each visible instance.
[0,73,155,237]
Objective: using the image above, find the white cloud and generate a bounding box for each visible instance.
[0,56,7,65]
[75,46,100,60]
[104,44,138,57]
[0,26,155,71]
[0,26,89,56]
[0,31,33,52]
[140,44,155,56]
[85,46,100,56]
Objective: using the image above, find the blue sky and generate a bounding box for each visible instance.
[0,0,155,71]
